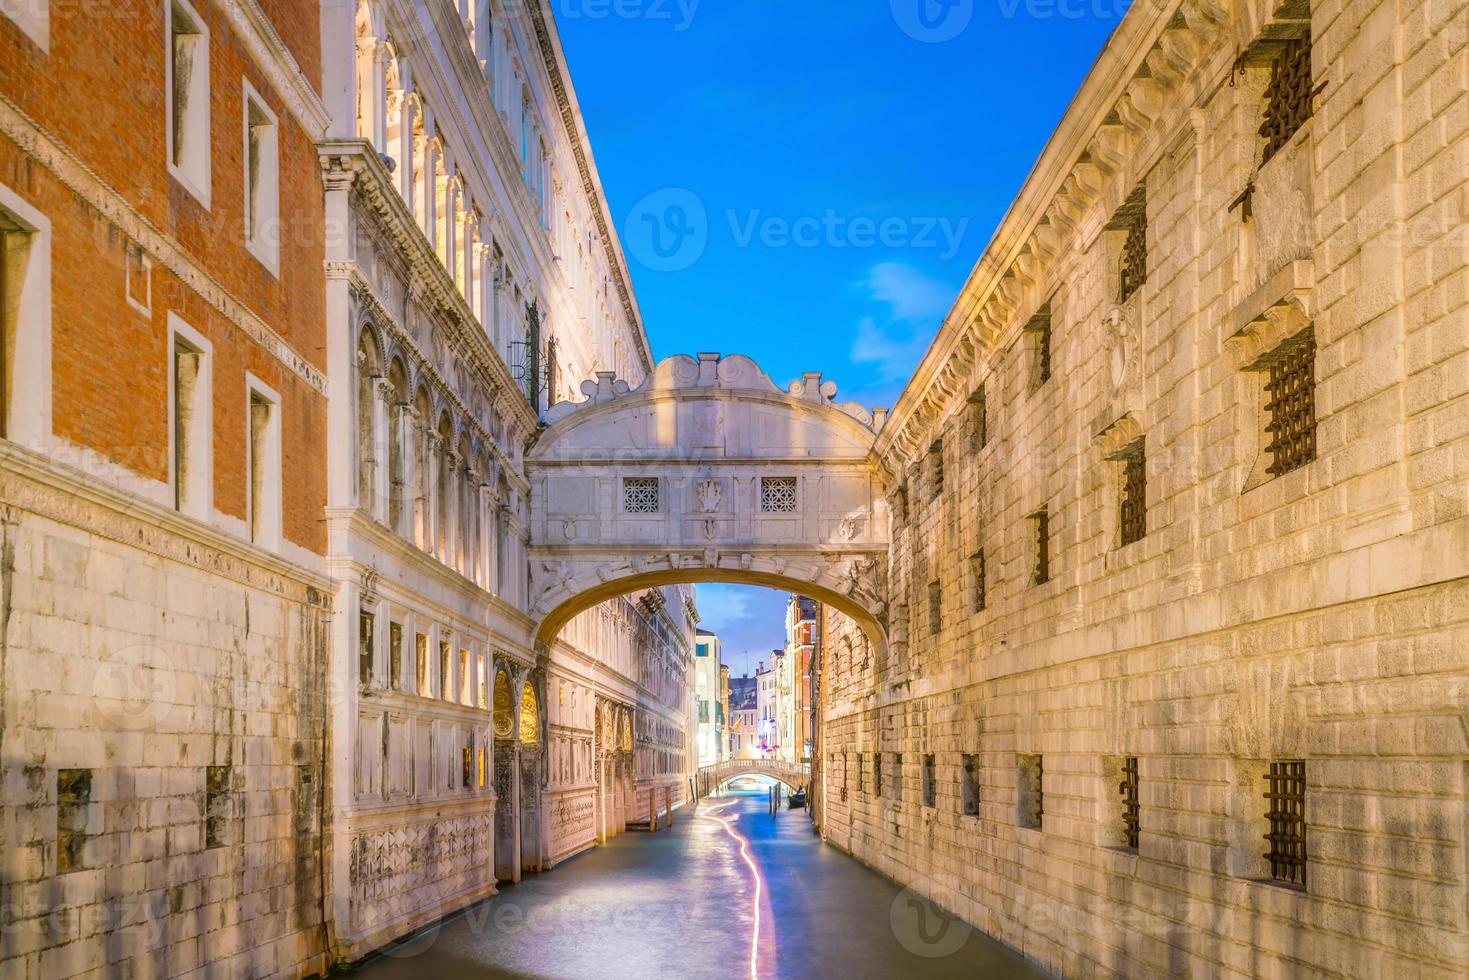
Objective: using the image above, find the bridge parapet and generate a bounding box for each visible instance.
[696,757,811,797]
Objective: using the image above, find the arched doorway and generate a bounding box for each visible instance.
[518,680,543,874]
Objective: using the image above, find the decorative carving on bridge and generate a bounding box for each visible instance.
[695,479,721,513]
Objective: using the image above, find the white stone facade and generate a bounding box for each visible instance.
[817,0,1469,975]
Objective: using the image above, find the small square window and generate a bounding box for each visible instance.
[1261,35,1315,165]
[623,476,659,513]
[760,476,797,513]
[1119,756,1140,849]
[1116,438,1146,547]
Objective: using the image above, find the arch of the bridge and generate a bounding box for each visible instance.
[525,352,892,652]
[697,760,810,796]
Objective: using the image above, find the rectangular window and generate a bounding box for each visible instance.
[1261,34,1315,165]
[1118,439,1147,547]
[1017,754,1043,830]
[760,476,798,513]
[1115,184,1147,302]
[170,320,212,519]
[166,0,211,206]
[967,386,986,452]
[56,768,92,873]
[462,745,473,789]
[1264,760,1307,887]
[1264,330,1316,478]
[1030,507,1050,585]
[928,581,941,635]
[856,752,864,794]
[205,765,231,848]
[246,378,281,549]
[477,656,488,709]
[358,610,374,686]
[927,440,943,499]
[891,753,903,801]
[1025,304,1052,389]
[1119,756,1141,850]
[961,753,980,816]
[389,623,403,692]
[460,650,471,706]
[439,641,452,701]
[416,633,429,696]
[243,83,280,273]
[873,751,882,799]
[970,550,986,613]
[921,754,936,807]
[623,476,659,513]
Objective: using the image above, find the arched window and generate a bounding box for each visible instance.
[457,433,472,576]
[494,472,509,595]
[386,358,408,533]
[356,330,382,508]
[436,412,453,561]
[412,387,432,549]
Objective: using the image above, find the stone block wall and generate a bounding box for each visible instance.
[0,453,331,979]
[823,0,1469,975]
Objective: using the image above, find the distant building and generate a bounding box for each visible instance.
[785,595,818,762]
[727,675,760,759]
[693,628,725,765]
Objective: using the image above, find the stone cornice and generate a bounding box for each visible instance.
[874,0,1233,470]
[319,139,540,443]
[0,442,333,603]
[0,94,328,394]
[220,0,332,136]
[527,0,654,374]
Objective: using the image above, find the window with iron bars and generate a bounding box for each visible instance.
[1264,760,1307,887]
[760,476,797,512]
[1261,35,1315,166]
[970,549,986,613]
[1118,439,1147,547]
[1030,508,1050,585]
[623,477,659,513]
[928,580,942,635]
[1119,756,1140,850]
[927,439,944,499]
[967,386,987,451]
[1264,331,1316,478]
[1026,306,1053,388]
[1116,189,1151,302]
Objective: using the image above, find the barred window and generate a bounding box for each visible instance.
[1119,756,1140,850]
[856,752,865,793]
[891,753,904,800]
[928,580,942,635]
[1026,305,1053,388]
[922,754,936,807]
[873,751,883,799]
[927,439,943,499]
[623,476,659,513]
[1261,36,1314,165]
[1264,332,1316,478]
[1030,507,1050,585]
[1018,754,1043,829]
[961,753,981,815]
[1264,760,1307,887]
[358,610,375,686]
[1119,206,1146,302]
[760,476,797,513]
[967,386,987,451]
[1118,439,1147,547]
[970,549,986,613]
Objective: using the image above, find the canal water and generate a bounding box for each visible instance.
[353,789,1048,979]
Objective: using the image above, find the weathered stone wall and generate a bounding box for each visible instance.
[822,0,1469,975]
[0,451,331,979]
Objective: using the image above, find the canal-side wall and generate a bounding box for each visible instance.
[824,0,1469,975]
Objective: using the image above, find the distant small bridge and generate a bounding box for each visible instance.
[696,758,810,798]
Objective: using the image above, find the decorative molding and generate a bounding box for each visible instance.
[0,95,328,394]
[219,0,332,136]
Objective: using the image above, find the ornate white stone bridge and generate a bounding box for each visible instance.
[525,352,891,655]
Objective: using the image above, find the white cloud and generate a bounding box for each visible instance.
[849,262,956,388]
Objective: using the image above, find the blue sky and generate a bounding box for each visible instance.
[557,0,1121,659]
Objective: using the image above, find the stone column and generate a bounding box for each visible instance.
[372,376,393,522]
